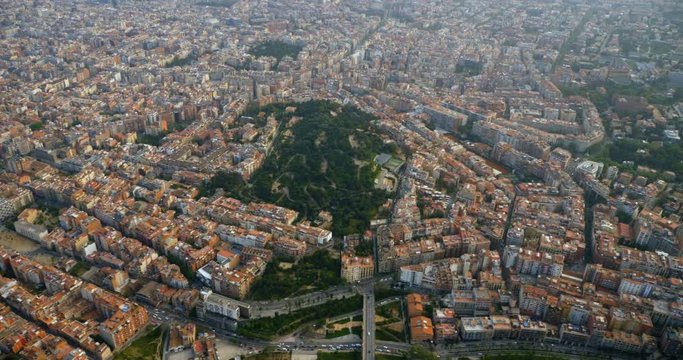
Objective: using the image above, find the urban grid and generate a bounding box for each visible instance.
[0,0,682,359]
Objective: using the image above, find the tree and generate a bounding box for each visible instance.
[404,346,439,360]
[29,122,43,131]
[354,240,373,257]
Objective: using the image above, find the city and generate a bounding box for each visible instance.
[0,0,682,359]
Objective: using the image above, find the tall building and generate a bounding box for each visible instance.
[340,252,374,282]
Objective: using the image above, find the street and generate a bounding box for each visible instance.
[359,281,375,360]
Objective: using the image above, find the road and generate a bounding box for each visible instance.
[246,275,393,318]
[150,301,633,360]
[359,281,375,360]
[249,285,357,318]
[142,276,637,360]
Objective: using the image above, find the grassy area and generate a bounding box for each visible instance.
[328,318,351,327]
[377,302,402,322]
[238,296,362,340]
[114,325,163,360]
[248,249,344,301]
[68,261,90,277]
[326,328,351,339]
[376,327,403,342]
[350,326,362,337]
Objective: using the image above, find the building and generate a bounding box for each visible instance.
[340,252,374,282]
[559,324,590,346]
[459,317,493,341]
[407,293,426,318]
[601,330,643,353]
[168,323,196,352]
[271,237,307,260]
[512,316,548,341]
[519,285,550,318]
[13,220,48,243]
[659,327,683,356]
[410,316,434,343]
[202,292,240,320]
[0,183,34,222]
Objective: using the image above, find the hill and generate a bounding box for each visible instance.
[247,100,392,235]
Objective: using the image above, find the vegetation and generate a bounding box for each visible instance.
[34,208,59,230]
[325,328,352,339]
[317,352,362,360]
[588,139,683,180]
[248,249,344,300]
[68,261,90,277]
[560,77,682,114]
[199,171,250,199]
[316,353,402,360]
[2,215,17,231]
[328,317,351,326]
[403,346,439,360]
[195,0,238,8]
[29,122,43,131]
[616,209,632,224]
[137,132,168,147]
[455,62,483,76]
[377,302,402,325]
[167,253,196,281]
[353,240,373,257]
[376,327,404,342]
[113,325,163,360]
[483,351,569,360]
[374,286,409,300]
[553,11,593,71]
[244,347,291,360]
[238,295,363,340]
[165,53,198,68]
[212,100,391,235]
[249,40,303,63]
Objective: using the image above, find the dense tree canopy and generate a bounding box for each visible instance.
[201,101,392,235]
[590,139,683,181]
[248,250,344,300]
[251,100,390,235]
[249,40,303,63]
